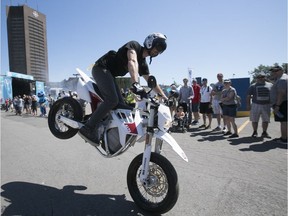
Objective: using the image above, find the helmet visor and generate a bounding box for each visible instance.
[154,42,166,53]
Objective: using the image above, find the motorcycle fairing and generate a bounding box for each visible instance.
[109,109,143,146]
[157,104,172,131]
[154,130,188,162]
[76,68,103,103]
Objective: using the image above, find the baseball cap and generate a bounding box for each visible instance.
[224,79,231,83]
[256,71,266,77]
[269,66,283,72]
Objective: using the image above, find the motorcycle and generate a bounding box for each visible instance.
[48,68,188,214]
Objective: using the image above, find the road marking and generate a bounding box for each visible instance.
[238,119,250,133]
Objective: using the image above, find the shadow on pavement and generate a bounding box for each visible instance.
[228,136,264,145]
[227,137,287,152]
[1,181,150,216]
[190,129,228,142]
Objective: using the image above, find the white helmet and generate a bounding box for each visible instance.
[143,33,167,53]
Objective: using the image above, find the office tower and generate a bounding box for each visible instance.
[6,5,49,83]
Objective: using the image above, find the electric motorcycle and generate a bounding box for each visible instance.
[48,68,188,214]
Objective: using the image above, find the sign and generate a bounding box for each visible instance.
[6,71,34,80]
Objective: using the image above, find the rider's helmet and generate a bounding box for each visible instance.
[143,33,167,64]
[144,33,167,54]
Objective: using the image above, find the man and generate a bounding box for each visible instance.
[269,66,287,144]
[79,33,168,144]
[246,72,273,138]
[199,78,213,129]
[47,94,55,109]
[211,73,225,131]
[191,79,201,125]
[178,78,194,126]
[168,84,179,116]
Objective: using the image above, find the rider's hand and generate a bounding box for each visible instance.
[131,82,147,99]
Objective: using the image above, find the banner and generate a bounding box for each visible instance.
[188,68,193,86]
[35,81,45,95]
[0,76,13,102]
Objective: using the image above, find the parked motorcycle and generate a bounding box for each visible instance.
[48,68,188,214]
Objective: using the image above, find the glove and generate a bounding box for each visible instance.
[131,82,147,99]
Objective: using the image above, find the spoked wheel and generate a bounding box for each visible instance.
[48,97,83,139]
[127,152,179,214]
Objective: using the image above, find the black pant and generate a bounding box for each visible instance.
[85,65,125,129]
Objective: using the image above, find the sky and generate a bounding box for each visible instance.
[1,0,287,85]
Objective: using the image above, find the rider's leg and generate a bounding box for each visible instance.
[85,66,120,129]
[79,66,122,143]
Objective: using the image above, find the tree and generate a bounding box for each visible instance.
[248,63,288,83]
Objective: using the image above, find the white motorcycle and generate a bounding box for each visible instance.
[48,68,188,214]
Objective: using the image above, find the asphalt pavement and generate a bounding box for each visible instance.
[1,110,287,216]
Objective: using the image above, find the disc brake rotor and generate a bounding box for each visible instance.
[144,164,168,197]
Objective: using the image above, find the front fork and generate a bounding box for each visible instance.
[139,106,163,185]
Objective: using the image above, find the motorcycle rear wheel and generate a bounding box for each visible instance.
[127,152,179,214]
[48,97,83,139]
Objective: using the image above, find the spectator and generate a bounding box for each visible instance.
[191,79,201,125]
[199,78,213,129]
[5,98,9,112]
[61,90,67,97]
[211,73,226,132]
[38,91,47,117]
[31,95,38,116]
[47,94,55,109]
[14,96,23,116]
[12,97,17,114]
[23,95,31,114]
[178,78,194,125]
[269,66,287,144]
[220,79,238,138]
[8,98,14,112]
[246,72,273,138]
[168,84,179,116]
[175,106,185,127]
[125,88,137,108]
[57,92,62,100]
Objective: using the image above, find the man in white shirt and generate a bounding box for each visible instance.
[199,78,213,129]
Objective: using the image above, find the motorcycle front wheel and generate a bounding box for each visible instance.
[48,97,83,139]
[127,152,179,214]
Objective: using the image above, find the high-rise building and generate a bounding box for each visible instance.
[6,5,49,83]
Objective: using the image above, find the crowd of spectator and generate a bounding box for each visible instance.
[3,93,55,117]
[164,66,287,143]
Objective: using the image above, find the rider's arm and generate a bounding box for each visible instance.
[127,49,139,83]
[142,75,168,100]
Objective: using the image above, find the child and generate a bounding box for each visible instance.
[175,106,185,127]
